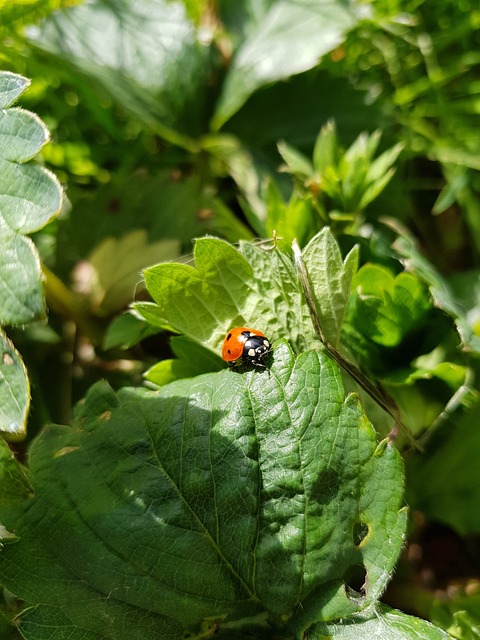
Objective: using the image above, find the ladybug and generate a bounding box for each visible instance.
[222,327,271,369]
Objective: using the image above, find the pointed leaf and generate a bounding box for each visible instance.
[137,237,313,355]
[313,119,340,173]
[303,227,359,346]
[277,139,314,177]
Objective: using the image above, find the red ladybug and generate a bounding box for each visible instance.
[222,327,271,368]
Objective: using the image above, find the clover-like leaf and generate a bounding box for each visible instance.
[0,330,30,439]
[0,71,63,325]
[0,343,407,639]
[0,71,62,438]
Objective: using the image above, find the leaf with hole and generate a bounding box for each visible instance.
[0,343,407,639]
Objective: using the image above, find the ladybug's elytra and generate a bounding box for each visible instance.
[222,327,271,368]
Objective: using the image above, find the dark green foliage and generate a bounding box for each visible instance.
[1,0,479,638]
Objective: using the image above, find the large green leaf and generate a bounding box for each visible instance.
[212,0,358,129]
[27,0,211,144]
[0,343,407,638]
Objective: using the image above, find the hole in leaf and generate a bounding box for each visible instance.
[353,520,369,547]
[343,564,368,601]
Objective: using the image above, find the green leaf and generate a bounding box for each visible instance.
[0,222,45,325]
[277,139,314,178]
[145,335,224,386]
[0,609,20,640]
[431,589,480,640]
[348,265,432,348]
[361,142,403,209]
[56,172,226,275]
[392,228,480,353]
[0,71,29,109]
[0,344,407,638]
[76,231,180,317]
[308,604,451,639]
[303,228,359,347]
[0,330,30,439]
[212,0,357,129]
[137,237,314,357]
[28,0,211,145]
[313,119,339,174]
[262,181,318,248]
[103,312,160,350]
[406,399,480,535]
[0,436,32,505]
[0,71,63,325]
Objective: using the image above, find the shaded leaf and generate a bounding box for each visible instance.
[28,0,211,143]
[0,344,406,638]
[392,227,480,354]
[103,312,160,350]
[144,335,224,386]
[406,400,480,535]
[212,0,357,128]
[0,436,32,504]
[349,264,432,348]
[73,231,180,317]
[0,329,30,439]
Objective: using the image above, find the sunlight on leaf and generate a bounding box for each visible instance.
[0,343,406,638]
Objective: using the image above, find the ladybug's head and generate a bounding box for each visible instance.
[243,334,271,366]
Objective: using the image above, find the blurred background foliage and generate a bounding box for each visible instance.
[1,0,480,636]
